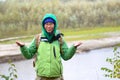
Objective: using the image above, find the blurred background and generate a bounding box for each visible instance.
[0,0,120,80]
[0,0,119,39]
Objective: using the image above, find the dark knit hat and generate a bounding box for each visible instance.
[43,18,55,25]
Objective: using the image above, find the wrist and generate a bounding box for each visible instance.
[74,45,77,48]
[20,43,25,47]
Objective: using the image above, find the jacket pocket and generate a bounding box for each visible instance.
[53,46,56,58]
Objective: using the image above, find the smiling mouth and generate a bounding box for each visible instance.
[47,28,54,32]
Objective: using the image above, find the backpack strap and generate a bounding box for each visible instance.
[33,33,41,67]
[58,35,63,54]
[35,33,41,49]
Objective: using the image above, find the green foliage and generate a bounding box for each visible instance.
[0,61,18,80]
[101,47,120,79]
[0,0,120,38]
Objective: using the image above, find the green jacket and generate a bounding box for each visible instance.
[20,13,77,77]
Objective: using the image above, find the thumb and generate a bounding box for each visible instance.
[74,42,82,48]
[16,41,25,47]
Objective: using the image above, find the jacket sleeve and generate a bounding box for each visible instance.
[60,40,77,61]
[20,38,37,59]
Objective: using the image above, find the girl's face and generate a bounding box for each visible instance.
[44,22,54,33]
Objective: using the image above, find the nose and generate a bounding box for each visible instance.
[47,25,51,27]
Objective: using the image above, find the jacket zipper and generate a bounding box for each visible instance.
[53,46,56,58]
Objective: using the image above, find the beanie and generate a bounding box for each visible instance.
[43,18,55,25]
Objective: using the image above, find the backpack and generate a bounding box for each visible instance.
[33,33,63,67]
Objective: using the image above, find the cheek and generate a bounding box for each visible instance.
[44,26,47,30]
[51,26,54,29]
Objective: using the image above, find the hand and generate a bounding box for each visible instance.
[74,42,82,48]
[16,41,25,47]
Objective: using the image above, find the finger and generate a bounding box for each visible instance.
[16,42,21,46]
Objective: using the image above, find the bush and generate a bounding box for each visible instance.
[101,47,120,79]
[0,61,18,80]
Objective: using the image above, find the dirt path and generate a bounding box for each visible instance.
[77,36,120,52]
[0,36,120,63]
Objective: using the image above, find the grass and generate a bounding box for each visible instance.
[0,26,120,44]
[60,26,120,36]
[60,26,120,41]
[0,36,34,44]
